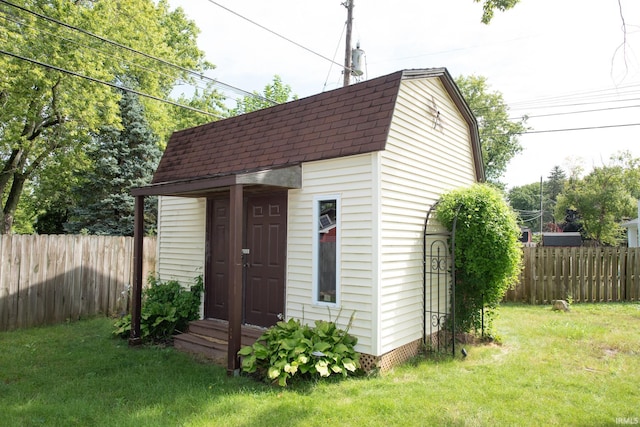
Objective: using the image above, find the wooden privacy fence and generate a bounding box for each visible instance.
[0,234,156,331]
[504,247,640,304]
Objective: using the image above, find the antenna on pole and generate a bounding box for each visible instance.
[343,0,354,87]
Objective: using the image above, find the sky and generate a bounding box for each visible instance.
[167,0,640,188]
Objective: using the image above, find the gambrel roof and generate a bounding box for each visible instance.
[134,68,482,196]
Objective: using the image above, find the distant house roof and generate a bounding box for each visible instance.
[134,68,482,197]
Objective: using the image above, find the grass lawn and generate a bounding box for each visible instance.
[1,303,639,427]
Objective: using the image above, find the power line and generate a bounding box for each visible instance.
[509,96,640,112]
[0,49,224,119]
[507,82,640,108]
[204,0,353,73]
[509,103,640,120]
[520,122,640,135]
[0,0,273,104]
[0,10,240,105]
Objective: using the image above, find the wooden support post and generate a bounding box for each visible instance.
[129,195,145,346]
[227,184,244,375]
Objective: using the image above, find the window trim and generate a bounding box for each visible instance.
[312,194,341,306]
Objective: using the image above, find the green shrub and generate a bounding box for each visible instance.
[113,275,203,342]
[238,315,361,387]
[436,184,522,335]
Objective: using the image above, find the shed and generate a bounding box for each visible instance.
[621,200,640,247]
[131,68,483,373]
[542,232,583,247]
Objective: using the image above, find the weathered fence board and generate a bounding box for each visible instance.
[505,247,640,304]
[0,234,157,331]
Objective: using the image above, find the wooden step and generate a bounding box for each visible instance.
[173,333,227,363]
[173,319,268,363]
[187,319,266,346]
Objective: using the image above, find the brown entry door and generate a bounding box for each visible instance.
[204,192,286,328]
[244,193,287,327]
[205,198,230,321]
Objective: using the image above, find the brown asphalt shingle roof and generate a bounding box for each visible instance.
[146,68,483,192]
[151,71,405,184]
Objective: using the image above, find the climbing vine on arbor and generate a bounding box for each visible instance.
[436,184,522,335]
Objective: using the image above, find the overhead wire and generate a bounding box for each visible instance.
[0,10,241,106]
[509,103,640,120]
[519,122,640,134]
[323,21,347,92]
[0,0,275,105]
[0,49,225,119]
[204,0,354,74]
[4,0,639,134]
[507,81,640,104]
[0,11,225,100]
[468,79,640,135]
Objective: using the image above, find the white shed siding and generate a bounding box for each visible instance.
[156,196,206,285]
[287,153,378,354]
[377,78,478,354]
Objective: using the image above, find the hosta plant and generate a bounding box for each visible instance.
[238,315,360,387]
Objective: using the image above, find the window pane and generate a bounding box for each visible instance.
[318,199,337,303]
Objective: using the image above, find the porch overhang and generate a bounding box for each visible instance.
[131,164,302,197]
[129,164,300,374]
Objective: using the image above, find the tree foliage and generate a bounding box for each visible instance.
[456,75,528,184]
[64,89,161,236]
[508,166,567,233]
[508,181,543,232]
[230,75,298,116]
[556,161,637,246]
[436,184,522,335]
[474,0,521,24]
[0,0,219,233]
[546,166,567,202]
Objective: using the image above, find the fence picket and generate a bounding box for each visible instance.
[0,235,9,329]
[506,246,640,304]
[0,235,157,331]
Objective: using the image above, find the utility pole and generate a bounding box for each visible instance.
[343,0,353,87]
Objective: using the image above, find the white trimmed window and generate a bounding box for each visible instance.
[313,195,340,305]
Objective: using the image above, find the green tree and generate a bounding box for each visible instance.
[508,166,567,233]
[170,81,228,138]
[436,184,522,335]
[0,0,217,234]
[546,166,566,202]
[508,182,542,232]
[556,164,636,245]
[64,89,161,236]
[456,75,528,184]
[474,0,520,24]
[611,150,640,199]
[230,75,298,116]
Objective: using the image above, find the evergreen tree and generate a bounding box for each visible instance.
[546,165,566,202]
[65,90,161,236]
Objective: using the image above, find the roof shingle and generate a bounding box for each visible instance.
[151,71,404,184]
